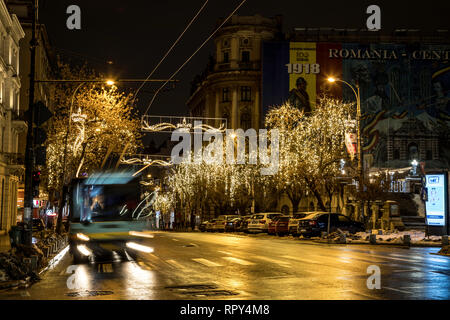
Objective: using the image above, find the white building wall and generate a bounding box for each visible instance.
[0,0,24,234]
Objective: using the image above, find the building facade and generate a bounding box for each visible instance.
[6,0,54,221]
[187,15,282,130]
[0,0,25,234]
[188,15,449,226]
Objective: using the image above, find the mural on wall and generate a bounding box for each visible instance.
[262,41,450,169]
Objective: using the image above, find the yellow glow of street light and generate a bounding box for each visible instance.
[106,80,115,86]
[327,77,336,83]
[230,133,237,139]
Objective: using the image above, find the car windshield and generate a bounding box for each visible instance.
[293,213,307,219]
[278,216,290,221]
[267,214,281,219]
[252,215,264,219]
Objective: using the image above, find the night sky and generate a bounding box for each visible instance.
[39,0,450,120]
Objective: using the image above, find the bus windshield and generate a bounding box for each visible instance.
[70,172,142,223]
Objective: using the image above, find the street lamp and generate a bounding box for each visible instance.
[327,77,364,221]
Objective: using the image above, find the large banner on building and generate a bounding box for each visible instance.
[262,42,450,169]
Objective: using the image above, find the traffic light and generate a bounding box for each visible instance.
[32,170,41,197]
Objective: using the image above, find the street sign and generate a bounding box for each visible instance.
[25,101,53,126]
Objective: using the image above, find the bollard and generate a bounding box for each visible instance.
[403,234,411,246]
[338,233,347,244]
[369,234,377,244]
[321,231,328,239]
[442,235,449,246]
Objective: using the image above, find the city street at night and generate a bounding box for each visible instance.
[1,232,449,300]
[1,0,450,311]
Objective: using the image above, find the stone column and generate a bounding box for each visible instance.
[231,86,238,129]
[254,87,260,130]
[215,90,220,127]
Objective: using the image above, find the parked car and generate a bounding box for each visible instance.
[287,212,309,236]
[206,219,217,232]
[225,217,242,232]
[199,221,208,232]
[213,215,238,232]
[239,216,253,233]
[268,215,283,235]
[247,212,282,233]
[274,215,291,236]
[297,212,365,237]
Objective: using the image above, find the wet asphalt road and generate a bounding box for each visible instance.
[0,231,449,300]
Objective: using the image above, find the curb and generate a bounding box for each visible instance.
[311,239,442,247]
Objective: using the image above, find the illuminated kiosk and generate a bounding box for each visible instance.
[424,171,449,236]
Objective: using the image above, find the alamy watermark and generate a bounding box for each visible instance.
[170,121,279,175]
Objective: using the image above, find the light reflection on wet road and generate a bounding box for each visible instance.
[1,231,449,300]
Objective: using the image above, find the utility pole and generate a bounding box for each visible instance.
[356,82,365,222]
[23,0,38,246]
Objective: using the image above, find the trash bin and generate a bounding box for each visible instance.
[8,226,23,247]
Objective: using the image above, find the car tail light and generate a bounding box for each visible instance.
[259,220,266,224]
[309,220,317,226]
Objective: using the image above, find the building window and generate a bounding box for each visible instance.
[393,149,400,160]
[222,110,230,128]
[241,86,251,102]
[223,51,229,63]
[241,51,250,63]
[426,150,432,160]
[408,143,419,160]
[222,88,230,102]
[240,110,251,130]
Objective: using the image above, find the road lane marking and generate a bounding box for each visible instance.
[172,239,179,242]
[166,259,186,269]
[218,251,233,255]
[250,256,291,267]
[98,264,113,273]
[281,255,320,264]
[383,286,412,294]
[192,258,222,267]
[222,257,255,266]
[137,261,152,270]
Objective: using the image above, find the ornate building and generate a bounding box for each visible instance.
[0,0,25,234]
[187,14,282,130]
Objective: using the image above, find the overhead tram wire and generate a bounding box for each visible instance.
[143,0,248,115]
[131,0,210,107]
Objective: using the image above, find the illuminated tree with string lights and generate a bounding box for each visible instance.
[266,99,354,212]
[45,61,141,195]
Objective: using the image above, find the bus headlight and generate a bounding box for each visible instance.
[126,242,154,253]
[77,245,92,256]
[77,233,90,241]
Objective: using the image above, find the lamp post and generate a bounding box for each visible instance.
[328,77,364,221]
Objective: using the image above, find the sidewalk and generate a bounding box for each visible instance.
[0,234,11,253]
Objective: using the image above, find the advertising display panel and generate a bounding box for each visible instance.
[425,173,447,227]
[262,42,450,169]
